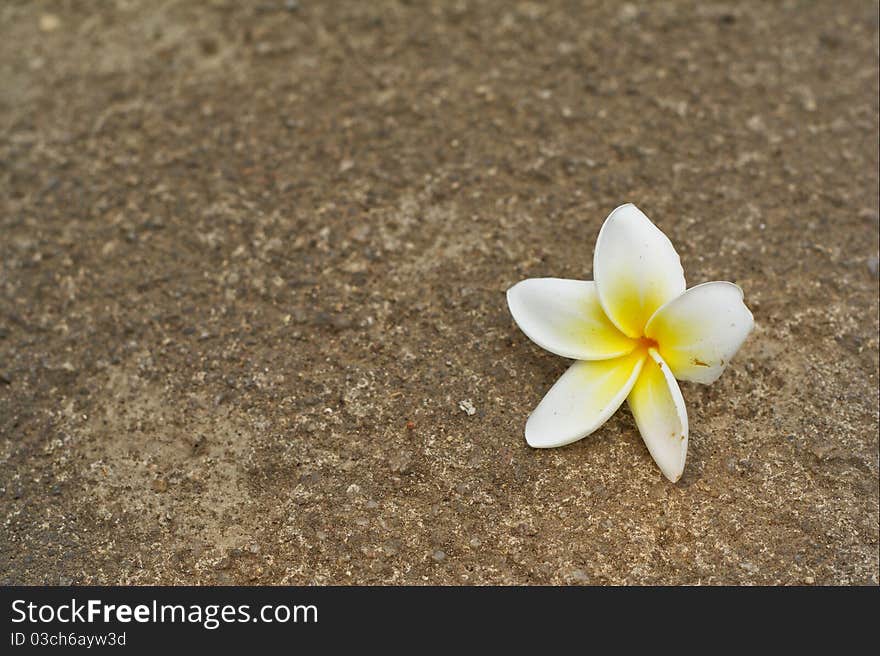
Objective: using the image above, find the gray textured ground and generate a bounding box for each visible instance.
[1,1,878,584]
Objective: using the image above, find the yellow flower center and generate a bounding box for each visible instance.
[637,335,659,352]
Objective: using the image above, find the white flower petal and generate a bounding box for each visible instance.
[525,350,646,448]
[645,281,754,384]
[627,348,689,482]
[507,278,637,361]
[593,204,686,338]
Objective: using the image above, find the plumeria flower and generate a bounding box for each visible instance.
[507,203,754,482]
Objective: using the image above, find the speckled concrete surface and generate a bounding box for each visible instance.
[1,1,878,585]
